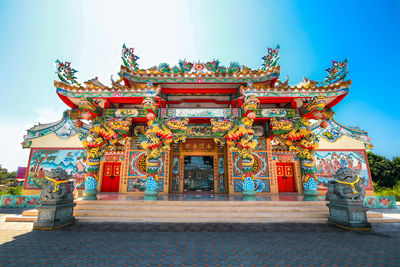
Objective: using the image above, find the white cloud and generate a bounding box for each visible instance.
[0,106,66,171]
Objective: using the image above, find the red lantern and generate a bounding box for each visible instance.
[312,112,322,120]
[82,112,93,120]
[247,112,256,119]
[146,112,156,121]
[74,120,83,128]
[320,120,329,128]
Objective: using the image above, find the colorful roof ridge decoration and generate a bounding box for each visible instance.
[311,118,373,150]
[22,110,90,148]
[119,44,281,83]
[261,45,280,70]
[322,59,348,85]
[55,60,81,86]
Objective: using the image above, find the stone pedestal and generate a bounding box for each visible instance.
[303,189,319,201]
[242,190,256,201]
[327,199,371,230]
[144,189,158,201]
[83,189,98,200]
[33,198,76,230]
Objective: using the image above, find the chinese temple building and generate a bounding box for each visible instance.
[21,45,374,201]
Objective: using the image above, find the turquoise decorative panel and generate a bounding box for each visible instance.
[364,196,397,208]
[0,195,40,208]
[234,179,270,192]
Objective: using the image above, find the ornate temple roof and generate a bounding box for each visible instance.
[22,110,90,148]
[311,118,373,150]
[54,44,351,109]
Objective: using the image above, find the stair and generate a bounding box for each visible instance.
[5,200,400,223]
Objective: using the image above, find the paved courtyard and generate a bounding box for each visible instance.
[1,209,399,267]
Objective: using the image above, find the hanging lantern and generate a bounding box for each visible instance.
[146,112,156,121]
[247,112,256,120]
[312,112,323,120]
[74,120,83,128]
[82,112,94,120]
[320,120,329,128]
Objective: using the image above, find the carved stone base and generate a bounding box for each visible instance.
[33,201,76,230]
[83,189,98,200]
[327,199,371,230]
[144,190,158,201]
[242,190,256,201]
[303,190,319,201]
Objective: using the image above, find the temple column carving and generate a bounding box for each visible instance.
[72,97,130,200]
[226,94,259,200]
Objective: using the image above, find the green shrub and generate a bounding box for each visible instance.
[0,185,23,196]
[374,182,400,201]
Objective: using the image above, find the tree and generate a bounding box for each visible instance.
[367,152,399,188]
[31,150,58,173]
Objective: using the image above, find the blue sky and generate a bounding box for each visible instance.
[0,0,399,170]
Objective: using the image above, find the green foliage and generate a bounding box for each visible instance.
[367,152,400,188]
[0,165,17,185]
[0,185,23,196]
[373,182,400,201]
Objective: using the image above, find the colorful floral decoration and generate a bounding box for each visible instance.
[55,60,81,86]
[178,60,194,74]
[121,44,140,71]
[71,98,130,193]
[322,59,348,85]
[271,96,333,191]
[260,45,280,70]
[224,95,259,185]
[158,63,171,74]
[227,62,241,74]
[205,60,227,74]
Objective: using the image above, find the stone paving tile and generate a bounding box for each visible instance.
[0,222,399,266]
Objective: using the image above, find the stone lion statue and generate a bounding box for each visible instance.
[326,167,365,201]
[39,168,74,202]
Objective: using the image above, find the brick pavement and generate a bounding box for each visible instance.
[1,220,399,266]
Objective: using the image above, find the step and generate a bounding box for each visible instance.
[74,205,329,212]
[5,216,36,222]
[75,217,330,223]
[72,210,329,219]
[75,200,328,207]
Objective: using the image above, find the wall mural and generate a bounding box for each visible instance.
[314,150,373,190]
[234,179,271,192]
[127,178,164,192]
[127,150,165,192]
[128,151,165,177]
[25,148,87,190]
[232,151,269,178]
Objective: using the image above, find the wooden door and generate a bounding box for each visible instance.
[276,162,296,192]
[101,162,121,192]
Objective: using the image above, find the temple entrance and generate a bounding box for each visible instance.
[276,162,296,192]
[183,156,214,192]
[101,162,121,192]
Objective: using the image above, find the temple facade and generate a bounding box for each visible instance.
[21,45,374,201]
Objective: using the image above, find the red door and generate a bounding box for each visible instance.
[276,162,296,192]
[101,162,121,192]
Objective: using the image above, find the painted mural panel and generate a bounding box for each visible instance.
[128,151,165,177]
[314,150,373,190]
[127,178,164,192]
[234,179,271,192]
[25,148,87,190]
[232,152,269,178]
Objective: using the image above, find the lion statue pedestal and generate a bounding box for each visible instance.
[33,168,76,230]
[326,167,371,230]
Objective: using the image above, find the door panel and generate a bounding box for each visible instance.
[276,162,296,193]
[101,162,121,192]
[284,164,296,192]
